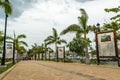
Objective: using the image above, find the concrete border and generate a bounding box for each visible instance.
[0,64,17,80]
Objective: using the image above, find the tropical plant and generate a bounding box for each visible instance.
[31,43,39,60]
[45,28,67,48]
[7,33,28,61]
[17,46,26,59]
[0,0,12,15]
[61,8,91,64]
[104,6,120,22]
[27,49,34,59]
[45,28,67,61]
[0,0,12,65]
[0,31,3,54]
[67,36,91,57]
[104,6,120,38]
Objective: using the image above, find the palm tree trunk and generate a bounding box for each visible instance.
[1,14,8,65]
[41,53,43,60]
[38,53,40,60]
[45,52,46,60]
[55,43,58,62]
[49,52,50,61]
[35,54,36,60]
[84,32,90,64]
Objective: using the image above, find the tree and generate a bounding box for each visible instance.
[0,31,3,54]
[102,6,120,40]
[7,33,28,61]
[0,0,12,15]
[31,43,39,60]
[45,28,67,61]
[67,36,91,57]
[17,46,26,60]
[0,0,12,65]
[61,8,91,63]
[104,6,120,22]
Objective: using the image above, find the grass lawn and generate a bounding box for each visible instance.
[0,63,14,74]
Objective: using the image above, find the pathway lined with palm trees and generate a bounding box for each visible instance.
[2,61,120,80]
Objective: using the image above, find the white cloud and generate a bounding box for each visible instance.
[0,0,119,50]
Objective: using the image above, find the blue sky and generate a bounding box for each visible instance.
[0,0,119,49]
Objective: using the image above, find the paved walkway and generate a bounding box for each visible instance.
[2,61,120,80]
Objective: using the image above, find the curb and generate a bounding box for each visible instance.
[0,64,16,80]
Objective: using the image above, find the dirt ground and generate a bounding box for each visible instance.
[2,60,120,80]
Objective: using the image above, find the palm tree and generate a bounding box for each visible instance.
[17,46,26,60]
[0,0,12,15]
[45,28,67,61]
[0,31,3,54]
[7,32,28,62]
[43,41,48,60]
[61,8,91,64]
[31,43,38,60]
[0,0,12,65]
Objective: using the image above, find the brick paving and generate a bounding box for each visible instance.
[2,61,120,80]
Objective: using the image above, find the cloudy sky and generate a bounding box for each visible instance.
[0,0,119,49]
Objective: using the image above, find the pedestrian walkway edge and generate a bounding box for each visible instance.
[0,63,17,80]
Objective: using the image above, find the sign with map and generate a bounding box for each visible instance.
[96,30,117,57]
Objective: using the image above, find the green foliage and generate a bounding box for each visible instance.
[102,22,120,40]
[0,63,14,74]
[104,6,120,22]
[7,33,28,51]
[67,36,91,56]
[0,0,12,15]
[0,31,3,54]
[61,8,92,64]
[45,28,67,46]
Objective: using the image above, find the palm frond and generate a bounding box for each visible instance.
[52,28,58,39]
[6,36,13,40]
[80,8,88,20]
[44,36,54,42]
[19,41,28,47]
[0,0,12,15]
[17,34,26,39]
[60,24,81,35]
[46,40,55,45]
[59,39,67,44]
[78,8,88,30]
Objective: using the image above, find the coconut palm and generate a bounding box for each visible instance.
[45,28,67,61]
[7,32,28,61]
[61,8,91,63]
[31,43,38,60]
[0,0,12,15]
[0,31,3,54]
[17,46,26,60]
[1,0,12,65]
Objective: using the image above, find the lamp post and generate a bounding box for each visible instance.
[95,23,100,65]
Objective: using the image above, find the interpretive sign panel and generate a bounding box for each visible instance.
[6,41,13,58]
[97,31,116,57]
[96,30,119,66]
